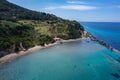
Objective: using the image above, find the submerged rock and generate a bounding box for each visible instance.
[88,64,90,66]
[110,73,120,79]
[118,70,120,72]
[73,65,77,69]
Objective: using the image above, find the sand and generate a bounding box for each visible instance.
[0,38,84,64]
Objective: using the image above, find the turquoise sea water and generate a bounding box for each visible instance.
[81,22,120,50]
[0,22,120,80]
[0,38,120,80]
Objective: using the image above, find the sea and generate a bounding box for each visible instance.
[0,22,120,80]
[81,22,120,50]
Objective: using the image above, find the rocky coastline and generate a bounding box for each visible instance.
[87,32,120,54]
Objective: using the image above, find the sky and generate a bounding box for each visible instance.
[8,0,120,22]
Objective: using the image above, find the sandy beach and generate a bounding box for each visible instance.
[0,38,84,64]
[1,36,119,64]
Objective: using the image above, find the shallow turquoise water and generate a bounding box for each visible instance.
[0,38,120,80]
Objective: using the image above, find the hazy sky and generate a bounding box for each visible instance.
[8,0,120,22]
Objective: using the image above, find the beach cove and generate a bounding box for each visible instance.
[0,37,120,80]
[0,38,83,64]
[1,30,120,65]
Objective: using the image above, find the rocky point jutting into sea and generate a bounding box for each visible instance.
[87,32,120,54]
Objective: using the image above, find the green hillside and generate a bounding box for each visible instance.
[0,0,84,57]
[0,0,58,20]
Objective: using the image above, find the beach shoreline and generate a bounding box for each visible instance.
[0,38,84,64]
[1,31,120,64]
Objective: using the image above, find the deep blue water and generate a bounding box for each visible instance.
[81,22,120,50]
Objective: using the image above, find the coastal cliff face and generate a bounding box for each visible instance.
[0,0,84,57]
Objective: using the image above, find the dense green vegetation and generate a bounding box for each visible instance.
[0,0,84,57]
[0,0,58,21]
